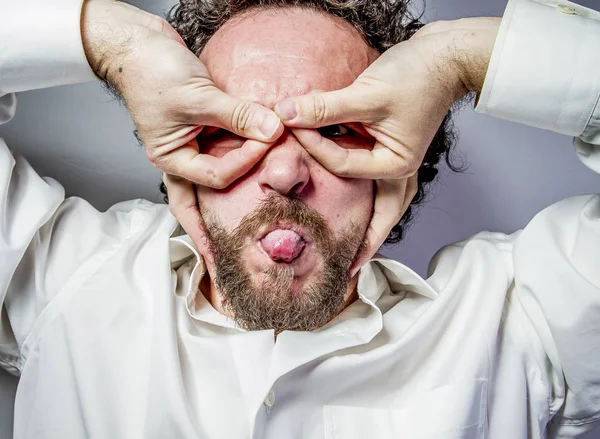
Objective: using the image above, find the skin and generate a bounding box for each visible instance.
[83,0,498,325]
[82,0,284,190]
[194,8,383,317]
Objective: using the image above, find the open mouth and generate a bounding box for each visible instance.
[259,226,309,263]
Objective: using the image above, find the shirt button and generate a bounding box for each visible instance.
[264,389,276,408]
[557,4,577,15]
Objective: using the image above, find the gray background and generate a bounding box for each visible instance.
[1,0,600,437]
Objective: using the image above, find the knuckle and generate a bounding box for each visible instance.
[335,161,351,178]
[334,150,353,177]
[211,178,229,190]
[405,159,421,176]
[391,154,420,179]
[391,169,406,180]
[146,149,159,167]
[207,169,228,189]
[231,102,254,134]
[312,96,329,125]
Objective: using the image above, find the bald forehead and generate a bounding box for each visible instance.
[200,7,377,108]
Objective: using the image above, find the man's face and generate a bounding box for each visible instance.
[195,7,378,331]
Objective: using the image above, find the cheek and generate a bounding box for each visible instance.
[312,170,374,234]
[196,167,375,234]
[196,176,263,231]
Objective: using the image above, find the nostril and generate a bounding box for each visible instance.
[290,181,306,195]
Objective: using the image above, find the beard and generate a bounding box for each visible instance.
[201,194,365,332]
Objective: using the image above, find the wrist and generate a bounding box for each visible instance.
[80,0,161,86]
[448,18,501,93]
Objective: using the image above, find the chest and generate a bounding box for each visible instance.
[13,251,544,439]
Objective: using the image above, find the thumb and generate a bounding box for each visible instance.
[274,84,375,128]
[205,88,285,142]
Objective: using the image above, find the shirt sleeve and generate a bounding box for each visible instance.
[475,0,600,433]
[0,0,130,376]
[475,0,600,172]
[0,134,65,375]
[0,0,96,94]
[0,136,156,376]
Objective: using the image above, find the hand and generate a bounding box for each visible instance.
[275,18,500,274]
[81,0,283,242]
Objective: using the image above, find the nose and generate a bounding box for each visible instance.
[258,131,310,196]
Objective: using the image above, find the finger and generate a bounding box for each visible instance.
[351,180,404,275]
[162,173,205,247]
[291,128,417,180]
[350,176,418,277]
[199,87,285,143]
[159,138,274,189]
[275,85,384,128]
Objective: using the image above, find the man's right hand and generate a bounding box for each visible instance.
[80,0,284,239]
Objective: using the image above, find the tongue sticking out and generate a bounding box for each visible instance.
[260,230,306,263]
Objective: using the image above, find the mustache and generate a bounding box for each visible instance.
[201,193,365,269]
[200,194,367,331]
[229,193,333,250]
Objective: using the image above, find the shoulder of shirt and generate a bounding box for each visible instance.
[104,198,168,215]
[56,196,175,237]
[434,230,521,262]
[108,198,173,232]
[425,193,598,286]
[424,230,521,290]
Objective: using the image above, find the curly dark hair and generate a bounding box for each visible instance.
[159,0,464,245]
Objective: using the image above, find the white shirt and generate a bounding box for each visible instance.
[1,0,599,438]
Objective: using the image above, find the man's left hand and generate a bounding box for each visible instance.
[275,18,500,274]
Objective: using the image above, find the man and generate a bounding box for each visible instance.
[0,0,599,438]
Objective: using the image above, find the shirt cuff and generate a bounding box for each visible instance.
[0,0,97,93]
[475,0,600,138]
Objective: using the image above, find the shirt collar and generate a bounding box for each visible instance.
[170,235,240,329]
[368,256,439,300]
[168,235,438,329]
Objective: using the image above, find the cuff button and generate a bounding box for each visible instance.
[557,4,578,15]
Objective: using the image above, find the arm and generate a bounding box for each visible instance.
[475,0,600,433]
[0,0,282,374]
[0,0,127,374]
[475,0,600,171]
[0,0,90,372]
[279,0,600,432]
[1,0,286,251]
[275,0,600,270]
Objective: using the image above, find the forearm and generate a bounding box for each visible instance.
[451,18,501,94]
[80,0,169,92]
[414,17,500,98]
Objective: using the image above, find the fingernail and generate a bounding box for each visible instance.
[260,114,281,139]
[275,99,298,121]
